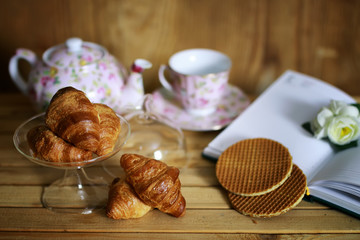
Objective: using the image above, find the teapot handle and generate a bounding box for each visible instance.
[9,49,37,95]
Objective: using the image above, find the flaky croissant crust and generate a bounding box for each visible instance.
[27,87,124,166]
[120,154,186,217]
[45,87,101,152]
[27,125,93,163]
[106,178,152,219]
[94,103,121,156]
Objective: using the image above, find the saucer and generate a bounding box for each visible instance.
[151,84,250,131]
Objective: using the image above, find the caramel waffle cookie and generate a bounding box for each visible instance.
[228,164,307,217]
[216,138,293,196]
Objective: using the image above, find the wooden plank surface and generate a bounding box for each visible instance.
[0,185,327,210]
[1,93,360,239]
[0,208,359,234]
[1,233,359,240]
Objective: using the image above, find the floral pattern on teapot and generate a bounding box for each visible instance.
[9,38,151,113]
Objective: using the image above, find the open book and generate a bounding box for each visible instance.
[203,70,360,218]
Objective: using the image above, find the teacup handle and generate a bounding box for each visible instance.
[9,49,37,95]
[158,64,174,92]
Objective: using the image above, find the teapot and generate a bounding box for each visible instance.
[9,37,152,113]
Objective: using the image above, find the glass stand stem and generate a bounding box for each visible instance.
[42,168,108,214]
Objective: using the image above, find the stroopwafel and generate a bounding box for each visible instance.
[216,138,293,196]
[228,164,307,217]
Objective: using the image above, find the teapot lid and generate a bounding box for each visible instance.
[42,38,107,69]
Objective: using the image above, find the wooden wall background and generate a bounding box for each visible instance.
[1,0,360,96]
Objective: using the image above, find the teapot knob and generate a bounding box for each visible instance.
[66,38,83,53]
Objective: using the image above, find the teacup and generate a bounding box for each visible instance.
[158,49,231,116]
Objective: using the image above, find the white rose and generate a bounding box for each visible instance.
[329,100,348,115]
[311,100,360,144]
[311,107,334,139]
[327,115,360,145]
[329,100,360,118]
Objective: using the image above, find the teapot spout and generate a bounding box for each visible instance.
[127,58,152,90]
[131,59,152,74]
[122,59,152,110]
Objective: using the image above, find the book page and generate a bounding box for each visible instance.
[310,145,360,186]
[203,70,356,181]
[309,186,360,215]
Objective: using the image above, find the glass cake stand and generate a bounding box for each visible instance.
[121,94,189,170]
[13,112,130,214]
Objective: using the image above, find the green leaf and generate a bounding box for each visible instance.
[302,122,313,135]
[331,140,358,152]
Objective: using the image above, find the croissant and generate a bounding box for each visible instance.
[45,87,100,152]
[120,154,186,217]
[27,125,93,163]
[106,178,152,219]
[94,103,121,156]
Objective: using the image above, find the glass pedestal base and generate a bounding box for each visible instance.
[42,168,108,214]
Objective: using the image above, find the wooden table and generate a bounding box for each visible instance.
[1,93,360,239]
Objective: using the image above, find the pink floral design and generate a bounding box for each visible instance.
[14,42,147,112]
[216,105,227,113]
[218,84,226,92]
[198,98,209,106]
[40,76,55,87]
[83,55,93,63]
[99,62,107,71]
[217,118,232,126]
[108,73,116,81]
[163,107,176,114]
[97,87,105,97]
[151,84,250,131]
